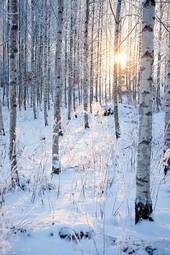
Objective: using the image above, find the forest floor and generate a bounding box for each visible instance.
[0,103,170,255]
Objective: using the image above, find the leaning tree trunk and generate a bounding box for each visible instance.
[9,0,20,187]
[52,0,64,174]
[135,0,155,224]
[113,0,122,139]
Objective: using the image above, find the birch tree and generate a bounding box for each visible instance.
[9,0,20,187]
[0,97,5,136]
[155,1,163,112]
[164,31,170,176]
[95,3,102,103]
[89,0,95,113]
[52,0,64,174]
[83,0,90,128]
[113,0,122,139]
[68,0,74,121]
[43,0,49,126]
[31,0,37,119]
[2,0,10,108]
[135,0,155,224]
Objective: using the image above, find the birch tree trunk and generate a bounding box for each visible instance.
[83,0,90,128]
[23,0,28,111]
[76,2,82,106]
[68,0,74,120]
[113,0,122,139]
[64,6,68,108]
[47,5,51,110]
[2,2,7,106]
[52,0,64,174]
[9,0,19,187]
[37,3,44,108]
[95,4,102,103]
[73,0,78,114]
[135,0,155,224]
[43,0,48,126]
[89,0,95,113]
[155,1,163,112]
[2,0,9,107]
[31,0,37,119]
[0,97,5,136]
[18,0,24,110]
[164,32,170,150]
[99,2,104,105]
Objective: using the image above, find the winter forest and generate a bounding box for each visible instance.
[0,0,170,254]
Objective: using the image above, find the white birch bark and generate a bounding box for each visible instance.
[43,0,48,126]
[83,0,90,129]
[9,0,20,187]
[23,0,28,111]
[31,0,37,119]
[68,0,74,120]
[98,2,104,105]
[95,4,102,103]
[135,0,155,223]
[89,0,95,113]
[113,0,122,139]
[0,96,5,136]
[164,33,170,150]
[47,5,51,111]
[73,0,78,114]
[155,1,163,112]
[52,0,64,174]
[64,6,68,109]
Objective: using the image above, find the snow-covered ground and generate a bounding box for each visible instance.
[0,103,170,255]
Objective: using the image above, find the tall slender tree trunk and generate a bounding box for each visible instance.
[47,5,51,110]
[155,1,163,112]
[0,96,5,136]
[52,0,64,174]
[64,6,68,108]
[43,0,49,126]
[83,0,90,129]
[164,32,170,150]
[23,0,28,111]
[99,3,104,105]
[135,0,155,224]
[113,0,122,139]
[68,0,74,120]
[18,0,24,110]
[2,0,8,107]
[31,0,37,119]
[73,0,78,113]
[89,0,95,113]
[9,0,19,187]
[95,4,102,103]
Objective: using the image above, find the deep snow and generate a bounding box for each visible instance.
[0,103,170,255]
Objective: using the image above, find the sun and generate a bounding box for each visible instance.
[112,53,127,69]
